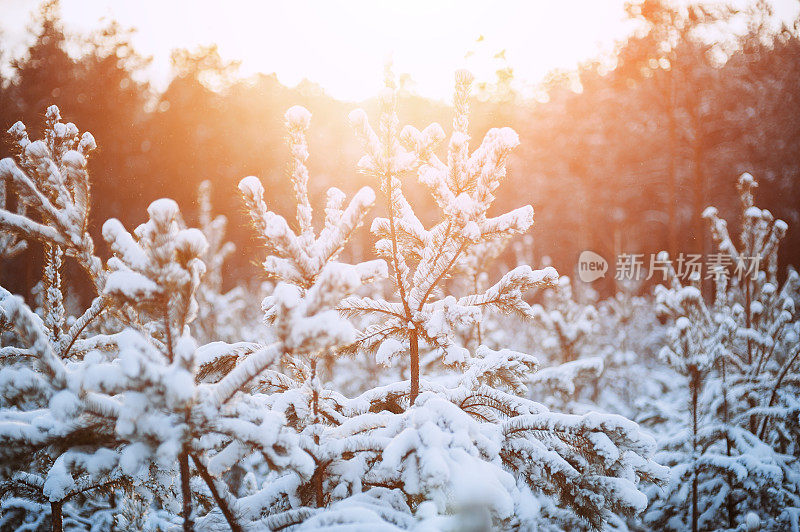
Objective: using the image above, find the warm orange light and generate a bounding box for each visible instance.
[3,0,652,101]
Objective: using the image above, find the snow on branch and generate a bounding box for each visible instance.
[0,107,103,285]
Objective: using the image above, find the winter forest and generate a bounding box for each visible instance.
[0,0,799,530]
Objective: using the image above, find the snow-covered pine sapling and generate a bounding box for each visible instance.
[313,70,667,529]
[232,106,386,514]
[529,276,597,365]
[0,106,103,286]
[193,180,266,344]
[236,104,386,376]
[591,289,668,418]
[651,260,735,531]
[703,174,799,444]
[0,109,102,362]
[195,179,235,342]
[0,197,212,531]
[0,162,27,259]
[648,173,800,531]
[101,199,281,532]
[0,107,111,365]
[0,287,129,532]
[238,106,384,293]
[518,276,606,413]
[0,110,302,532]
[0,110,123,531]
[198,180,235,299]
[344,69,558,404]
[45,196,307,531]
[702,174,800,529]
[103,201,228,530]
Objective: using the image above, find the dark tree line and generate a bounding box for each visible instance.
[2,0,798,301]
[510,0,800,292]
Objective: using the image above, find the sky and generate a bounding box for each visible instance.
[0,0,798,102]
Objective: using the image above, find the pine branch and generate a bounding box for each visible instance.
[0,208,68,246]
[212,343,283,405]
[58,296,107,358]
[190,453,243,532]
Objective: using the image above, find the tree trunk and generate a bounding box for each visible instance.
[191,454,242,532]
[410,330,419,404]
[179,449,194,532]
[51,500,62,532]
[721,359,736,528]
[311,359,324,506]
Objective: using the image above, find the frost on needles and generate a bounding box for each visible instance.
[0,74,666,531]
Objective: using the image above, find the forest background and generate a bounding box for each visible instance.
[1,0,798,300]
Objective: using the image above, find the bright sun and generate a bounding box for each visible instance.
[146,0,633,101]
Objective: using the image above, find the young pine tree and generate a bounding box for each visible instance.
[0,108,308,532]
[227,70,667,529]
[646,173,800,531]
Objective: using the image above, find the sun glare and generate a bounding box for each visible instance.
[2,0,642,100]
[165,0,634,101]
